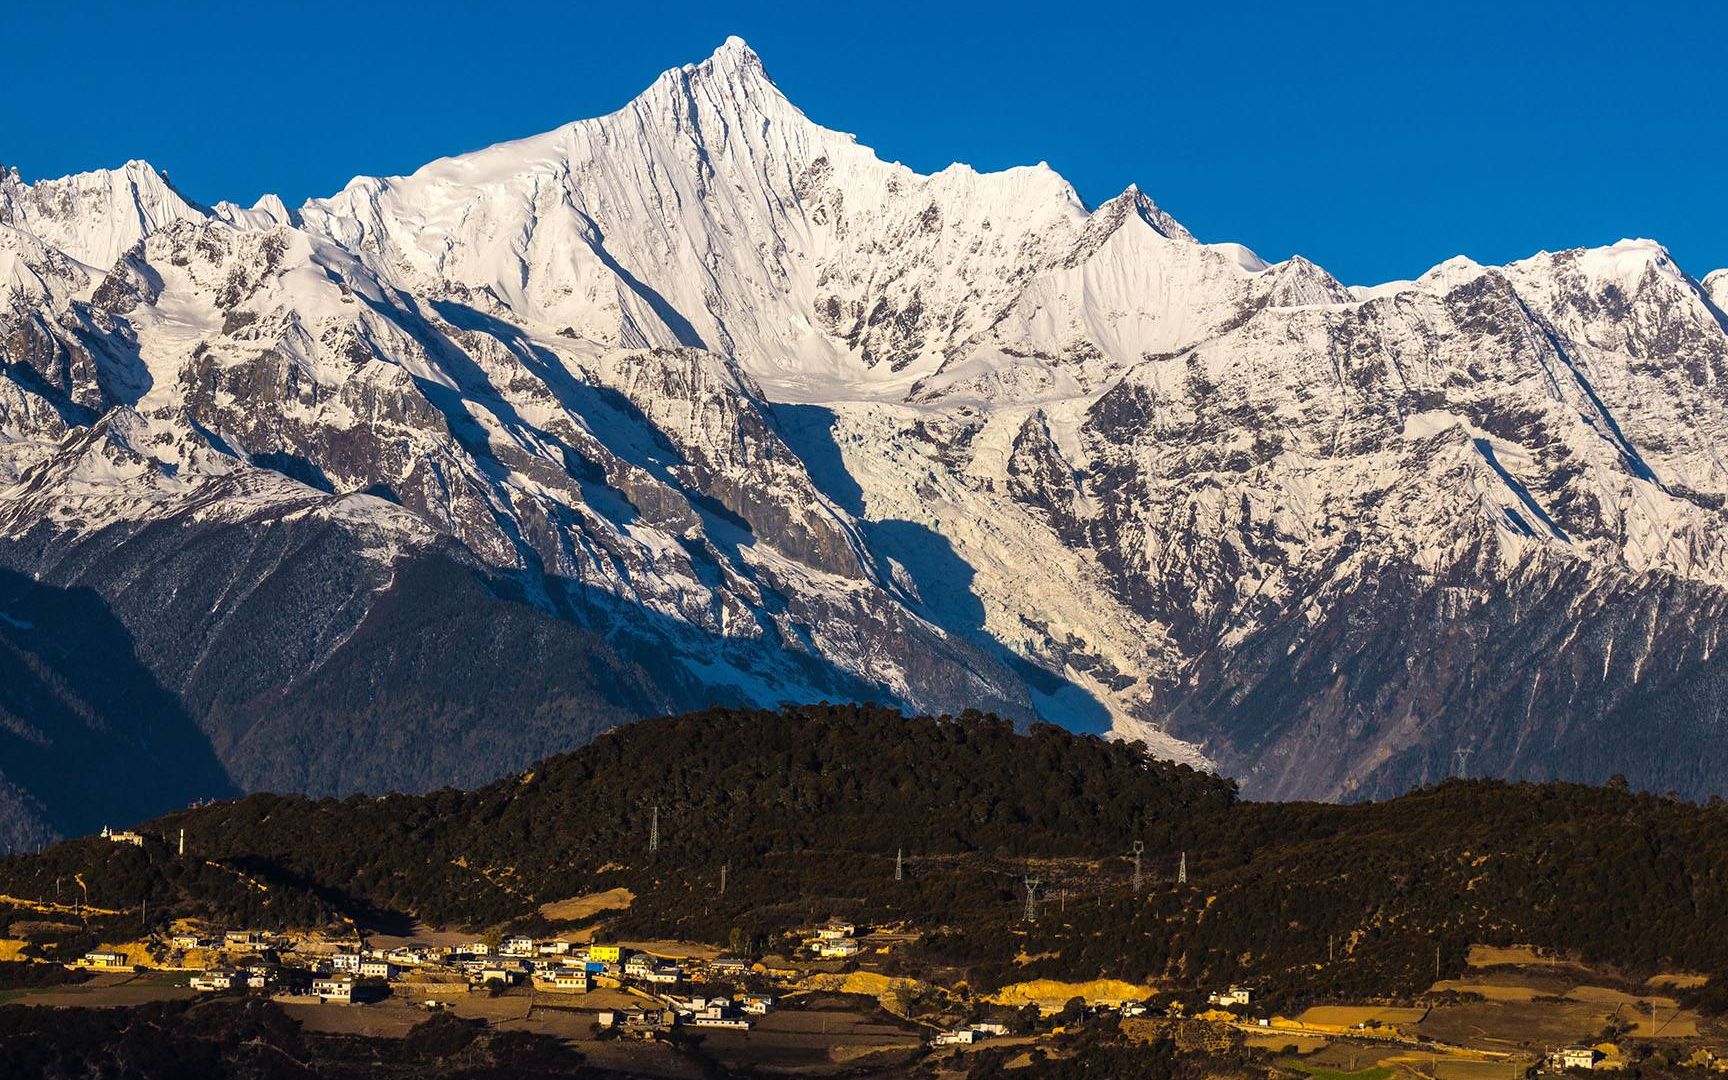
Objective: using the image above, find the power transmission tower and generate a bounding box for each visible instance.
[178,828,185,857]
[895,849,903,881]
[1453,747,1473,780]
[1022,875,1043,923]
[1131,841,1144,894]
[1178,851,1188,885]
[649,805,659,855]
[720,863,728,896]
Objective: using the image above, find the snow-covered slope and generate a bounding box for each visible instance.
[3,37,1728,841]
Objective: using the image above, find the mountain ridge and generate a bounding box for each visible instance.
[3,36,1728,843]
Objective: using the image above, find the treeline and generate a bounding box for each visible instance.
[3,705,1728,1001]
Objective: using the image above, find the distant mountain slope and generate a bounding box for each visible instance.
[3,37,1728,825]
[0,568,235,850]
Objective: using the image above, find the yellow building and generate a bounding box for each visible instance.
[589,945,622,963]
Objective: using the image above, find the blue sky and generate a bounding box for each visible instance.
[5,1,1722,284]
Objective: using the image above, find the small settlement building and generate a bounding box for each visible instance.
[190,970,239,992]
[313,974,355,1004]
[1550,1047,1602,1071]
[80,951,131,970]
[532,969,592,993]
[1207,986,1253,1008]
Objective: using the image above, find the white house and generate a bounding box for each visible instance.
[623,953,657,978]
[1207,986,1253,1008]
[80,951,131,970]
[934,1029,980,1046]
[313,975,354,1003]
[1550,1047,1601,1071]
[101,826,144,847]
[329,952,363,973]
[816,920,856,941]
[533,970,591,993]
[742,994,775,1015]
[813,938,861,959]
[646,964,683,985]
[190,970,237,992]
[971,1021,1010,1036]
[358,959,398,980]
[500,936,536,958]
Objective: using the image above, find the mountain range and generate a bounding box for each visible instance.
[4,37,1728,845]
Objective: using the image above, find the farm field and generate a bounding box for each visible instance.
[539,887,635,923]
[1297,1006,1430,1029]
[697,998,924,1074]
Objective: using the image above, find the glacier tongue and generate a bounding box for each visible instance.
[2,36,1728,815]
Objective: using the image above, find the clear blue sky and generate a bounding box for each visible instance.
[5,1,1723,284]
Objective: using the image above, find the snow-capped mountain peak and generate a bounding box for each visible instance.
[2,36,1728,840]
[0,159,204,270]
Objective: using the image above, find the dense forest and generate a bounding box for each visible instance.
[4,704,1728,1003]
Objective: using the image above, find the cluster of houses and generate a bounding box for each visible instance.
[932,1020,1011,1046]
[804,919,864,959]
[596,992,776,1036]
[79,925,777,1013]
[1206,985,1254,1008]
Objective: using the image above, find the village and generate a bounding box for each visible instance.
[45,918,1727,1078]
[9,832,1724,1077]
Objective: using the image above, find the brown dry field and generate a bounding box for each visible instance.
[697,1006,923,1073]
[10,972,197,1009]
[1245,1032,1330,1053]
[1298,1005,1430,1027]
[617,940,723,961]
[1566,985,1678,1007]
[540,887,635,922]
[1380,1052,1529,1080]
[1415,999,1615,1050]
[576,1038,712,1080]
[1467,946,1551,968]
[279,999,427,1037]
[1648,973,1710,990]
[366,924,476,950]
[1430,979,1548,1003]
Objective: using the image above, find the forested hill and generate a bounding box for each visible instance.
[5,704,1728,1001]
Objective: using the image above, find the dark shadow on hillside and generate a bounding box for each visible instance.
[771,403,1113,736]
[0,569,238,847]
[214,552,898,801]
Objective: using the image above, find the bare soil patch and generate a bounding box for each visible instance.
[540,887,634,922]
